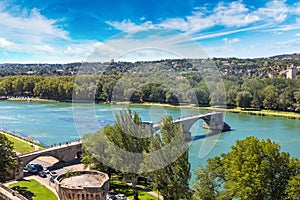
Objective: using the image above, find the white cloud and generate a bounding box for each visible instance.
[106,20,156,33]
[272,38,300,51]
[0,6,68,45]
[191,24,270,40]
[106,0,293,40]
[294,2,300,15]
[223,38,240,46]
[107,1,261,34]
[0,37,18,50]
[255,0,288,22]
[34,45,54,53]
[213,1,260,27]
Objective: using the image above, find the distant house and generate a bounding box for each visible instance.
[286,65,297,79]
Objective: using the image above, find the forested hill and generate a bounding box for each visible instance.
[0,54,299,113]
[1,53,300,78]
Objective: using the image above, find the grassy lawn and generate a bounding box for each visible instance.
[198,106,300,119]
[110,179,159,200]
[2,133,35,153]
[9,179,58,200]
[1,131,45,153]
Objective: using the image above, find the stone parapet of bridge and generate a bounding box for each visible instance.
[145,111,231,134]
[15,141,82,180]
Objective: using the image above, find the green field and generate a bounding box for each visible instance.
[1,132,44,153]
[110,179,159,200]
[9,179,58,200]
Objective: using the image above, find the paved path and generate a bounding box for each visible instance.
[125,182,163,200]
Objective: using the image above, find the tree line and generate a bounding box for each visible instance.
[0,75,299,112]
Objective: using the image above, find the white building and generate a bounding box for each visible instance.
[286,65,297,79]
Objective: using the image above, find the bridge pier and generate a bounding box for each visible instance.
[202,112,231,132]
[146,111,231,135]
[15,162,24,180]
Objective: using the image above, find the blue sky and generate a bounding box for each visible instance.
[1,0,300,63]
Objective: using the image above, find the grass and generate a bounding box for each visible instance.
[198,106,300,119]
[115,102,300,120]
[0,131,45,153]
[9,179,58,200]
[110,179,159,200]
[2,132,34,153]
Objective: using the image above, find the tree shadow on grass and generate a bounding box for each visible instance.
[11,186,35,200]
[110,179,134,197]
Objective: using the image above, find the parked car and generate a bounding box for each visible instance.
[27,165,38,174]
[43,167,50,174]
[116,194,126,200]
[106,192,117,200]
[49,171,58,177]
[50,176,56,183]
[38,171,47,178]
[33,164,43,171]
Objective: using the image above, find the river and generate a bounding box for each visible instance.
[0,100,300,177]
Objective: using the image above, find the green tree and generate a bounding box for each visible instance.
[193,137,300,200]
[83,110,151,200]
[278,87,295,111]
[262,85,279,109]
[0,134,17,182]
[294,90,300,112]
[286,174,300,199]
[236,91,253,108]
[149,117,192,200]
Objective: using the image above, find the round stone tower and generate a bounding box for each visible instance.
[55,171,110,200]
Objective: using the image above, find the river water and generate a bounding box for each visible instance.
[0,101,299,176]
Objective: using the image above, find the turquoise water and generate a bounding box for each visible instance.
[0,101,300,176]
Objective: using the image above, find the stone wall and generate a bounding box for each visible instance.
[55,171,110,200]
[0,184,27,200]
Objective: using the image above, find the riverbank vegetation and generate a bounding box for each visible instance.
[192,136,300,199]
[0,131,45,153]
[1,132,35,153]
[0,74,299,112]
[0,134,17,183]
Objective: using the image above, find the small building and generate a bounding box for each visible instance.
[55,171,110,200]
[286,65,297,79]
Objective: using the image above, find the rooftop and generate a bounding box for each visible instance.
[59,171,108,188]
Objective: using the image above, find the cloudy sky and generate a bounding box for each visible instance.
[1,0,300,63]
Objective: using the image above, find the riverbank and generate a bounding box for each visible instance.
[0,131,45,154]
[3,98,300,119]
[197,107,300,120]
[115,102,300,120]
[7,97,57,103]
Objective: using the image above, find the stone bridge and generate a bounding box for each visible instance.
[15,141,82,179]
[14,112,230,179]
[146,111,231,133]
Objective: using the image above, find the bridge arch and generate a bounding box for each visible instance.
[150,112,231,133]
[15,142,82,180]
[18,153,65,166]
